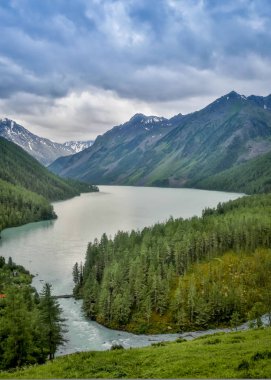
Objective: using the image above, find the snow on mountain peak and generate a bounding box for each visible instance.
[63,140,94,153]
[0,118,94,165]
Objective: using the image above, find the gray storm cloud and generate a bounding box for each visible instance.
[0,0,271,140]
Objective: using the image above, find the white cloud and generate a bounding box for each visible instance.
[0,88,153,141]
[85,0,146,47]
[1,0,271,141]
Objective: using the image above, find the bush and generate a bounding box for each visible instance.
[237,359,250,371]
[110,344,124,350]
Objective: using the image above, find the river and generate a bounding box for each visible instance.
[0,185,243,355]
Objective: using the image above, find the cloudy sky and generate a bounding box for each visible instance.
[0,0,271,141]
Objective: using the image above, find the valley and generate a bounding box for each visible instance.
[1,92,271,377]
[1,91,271,378]
[1,0,271,377]
[0,186,241,356]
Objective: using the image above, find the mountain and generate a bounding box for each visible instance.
[49,91,271,193]
[0,137,98,233]
[62,140,94,153]
[0,137,98,202]
[49,113,179,183]
[0,118,93,165]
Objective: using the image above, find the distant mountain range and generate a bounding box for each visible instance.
[49,91,271,194]
[0,118,93,166]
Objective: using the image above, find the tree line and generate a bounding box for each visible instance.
[0,179,55,233]
[0,256,65,369]
[74,193,271,333]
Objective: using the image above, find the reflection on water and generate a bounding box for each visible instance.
[0,186,243,354]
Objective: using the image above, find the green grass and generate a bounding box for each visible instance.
[1,327,271,378]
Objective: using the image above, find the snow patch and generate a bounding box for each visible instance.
[144,116,163,124]
[264,104,267,109]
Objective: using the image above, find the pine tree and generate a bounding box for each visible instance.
[38,283,66,360]
[0,286,43,369]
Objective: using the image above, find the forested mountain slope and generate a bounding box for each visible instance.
[50,91,271,193]
[191,150,271,194]
[0,137,98,233]
[0,137,98,201]
[0,179,55,232]
[74,193,271,333]
[49,113,178,183]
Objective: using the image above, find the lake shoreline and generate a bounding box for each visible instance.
[0,186,243,355]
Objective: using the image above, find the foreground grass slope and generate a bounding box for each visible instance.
[1,327,271,378]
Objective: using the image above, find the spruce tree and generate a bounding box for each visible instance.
[38,283,66,360]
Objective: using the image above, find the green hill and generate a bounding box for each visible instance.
[0,137,98,233]
[0,179,56,232]
[1,327,271,378]
[0,137,98,201]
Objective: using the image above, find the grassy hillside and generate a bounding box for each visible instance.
[74,193,271,333]
[1,327,271,378]
[192,150,271,194]
[0,137,98,201]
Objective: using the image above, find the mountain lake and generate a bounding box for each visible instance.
[0,185,243,355]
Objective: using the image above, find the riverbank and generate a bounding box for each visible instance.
[1,327,270,378]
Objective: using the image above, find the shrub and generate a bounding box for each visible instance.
[110,344,124,350]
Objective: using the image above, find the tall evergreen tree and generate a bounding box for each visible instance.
[38,283,66,360]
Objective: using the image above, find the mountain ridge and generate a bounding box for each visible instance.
[0,118,93,165]
[49,91,271,193]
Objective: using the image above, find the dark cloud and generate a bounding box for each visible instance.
[0,0,271,140]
